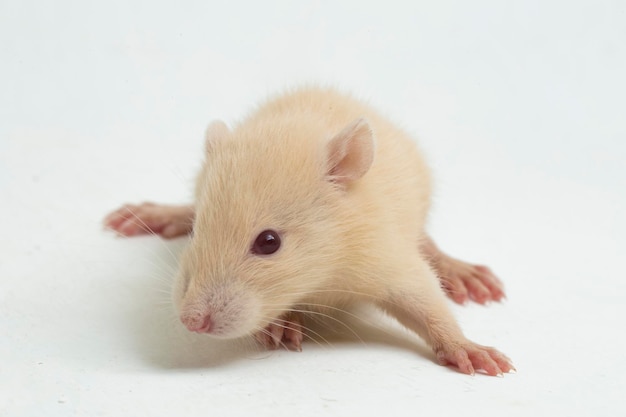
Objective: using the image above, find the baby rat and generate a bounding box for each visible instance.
[105,87,512,376]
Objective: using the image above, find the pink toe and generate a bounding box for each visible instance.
[118,220,144,236]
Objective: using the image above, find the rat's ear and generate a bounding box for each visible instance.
[326,118,375,185]
[204,120,230,153]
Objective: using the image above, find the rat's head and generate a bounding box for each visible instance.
[173,116,374,338]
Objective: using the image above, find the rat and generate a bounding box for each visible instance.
[104,87,513,376]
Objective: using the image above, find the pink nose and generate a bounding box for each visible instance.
[181,313,212,333]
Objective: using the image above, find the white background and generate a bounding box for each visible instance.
[1,1,625,416]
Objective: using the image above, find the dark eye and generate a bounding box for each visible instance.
[252,229,281,255]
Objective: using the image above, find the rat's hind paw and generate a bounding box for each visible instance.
[436,341,515,377]
[103,202,194,239]
[437,257,506,305]
[420,237,505,305]
[255,312,304,352]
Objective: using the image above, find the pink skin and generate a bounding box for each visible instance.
[420,237,506,305]
[180,311,212,333]
[436,341,514,376]
[103,202,195,239]
[104,203,511,374]
[254,312,305,352]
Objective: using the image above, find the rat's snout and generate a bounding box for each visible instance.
[177,283,261,339]
[180,311,212,334]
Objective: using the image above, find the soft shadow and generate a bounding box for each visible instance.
[126,237,252,369]
[128,239,436,370]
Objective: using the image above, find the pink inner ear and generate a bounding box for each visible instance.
[327,118,375,184]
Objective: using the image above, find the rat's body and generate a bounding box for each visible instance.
[105,87,513,376]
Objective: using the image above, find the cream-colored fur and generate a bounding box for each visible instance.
[172,87,512,375]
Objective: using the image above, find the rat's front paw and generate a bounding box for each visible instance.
[435,341,515,377]
[254,312,304,351]
[104,202,194,238]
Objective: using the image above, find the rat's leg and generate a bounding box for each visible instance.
[104,203,195,239]
[254,311,304,352]
[378,257,514,376]
[420,235,505,305]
